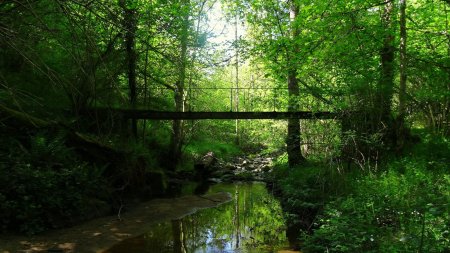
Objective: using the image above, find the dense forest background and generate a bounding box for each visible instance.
[0,0,448,252]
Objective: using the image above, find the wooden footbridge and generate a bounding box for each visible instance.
[96,108,340,120]
[94,87,344,120]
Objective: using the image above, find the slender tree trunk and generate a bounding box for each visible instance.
[286,2,306,167]
[376,0,395,143]
[187,0,207,112]
[397,0,408,150]
[398,0,407,119]
[143,47,149,141]
[235,11,240,145]
[170,0,189,169]
[120,0,138,138]
[287,72,304,167]
[445,4,450,136]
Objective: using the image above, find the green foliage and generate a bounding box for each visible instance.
[272,159,350,228]
[0,132,109,234]
[141,121,172,149]
[0,0,449,245]
[123,139,160,170]
[28,131,75,165]
[0,162,108,234]
[238,120,287,155]
[185,138,241,159]
[299,134,449,252]
[105,133,168,196]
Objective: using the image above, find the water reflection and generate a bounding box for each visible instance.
[106,182,288,253]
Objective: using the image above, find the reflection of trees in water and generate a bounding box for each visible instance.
[182,182,288,252]
[234,184,240,249]
[107,183,287,252]
[172,219,187,253]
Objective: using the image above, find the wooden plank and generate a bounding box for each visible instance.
[99,109,341,120]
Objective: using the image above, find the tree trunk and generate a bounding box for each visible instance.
[120,0,138,138]
[376,0,395,144]
[235,11,240,145]
[142,46,149,141]
[286,2,306,167]
[445,3,450,136]
[396,0,408,150]
[287,72,304,167]
[169,0,190,169]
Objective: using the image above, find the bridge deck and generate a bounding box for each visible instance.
[96,109,341,120]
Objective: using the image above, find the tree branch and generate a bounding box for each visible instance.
[297,78,333,106]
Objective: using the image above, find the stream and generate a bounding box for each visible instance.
[105,182,294,253]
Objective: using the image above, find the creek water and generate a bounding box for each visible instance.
[105,182,293,253]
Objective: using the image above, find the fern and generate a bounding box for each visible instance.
[29,130,75,166]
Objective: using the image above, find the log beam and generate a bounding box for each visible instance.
[94,109,341,120]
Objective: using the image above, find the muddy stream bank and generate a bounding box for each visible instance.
[0,192,231,253]
[1,155,300,253]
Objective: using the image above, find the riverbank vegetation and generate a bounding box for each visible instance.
[273,131,449,252]
[0,0,449,251]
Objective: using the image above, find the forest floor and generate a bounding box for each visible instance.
[0,192,232,253]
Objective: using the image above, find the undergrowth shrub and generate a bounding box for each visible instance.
[0,131,109,234]
[272,157,350,231]
[123,140,160,170]
[300,134,449,252]
[143,121,171,150]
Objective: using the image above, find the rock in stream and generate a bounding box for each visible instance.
[209,154,274,182]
